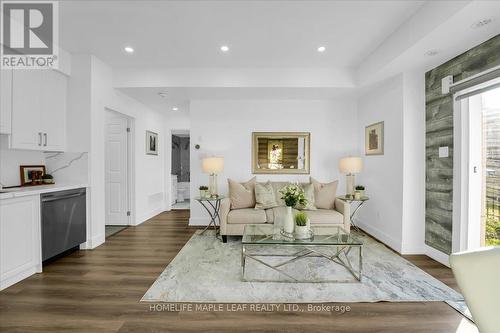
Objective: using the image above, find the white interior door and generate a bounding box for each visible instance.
[105,110,129,225]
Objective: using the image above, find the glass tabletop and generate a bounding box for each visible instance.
[194,195,226,201]
[242,224,362,246]
[337,195,369,202]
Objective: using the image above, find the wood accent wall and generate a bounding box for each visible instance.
[425,34,500,254]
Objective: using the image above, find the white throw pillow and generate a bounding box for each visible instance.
[228,177,256,209]
[255,181,279,210]
[310,177,338,210]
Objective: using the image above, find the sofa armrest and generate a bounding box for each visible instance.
[219,198,231,235]
[334,198,351,233]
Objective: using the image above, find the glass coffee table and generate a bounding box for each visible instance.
[242,224,363,283]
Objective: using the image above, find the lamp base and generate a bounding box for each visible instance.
[209,173,218,197]
[346,174,355,196]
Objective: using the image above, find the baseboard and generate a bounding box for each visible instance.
[357,221,402,253]
[80,233,105,250]
[424,244,450,267]
[0,266,37,291]
[135,207,165,226]
[189,217,209,226]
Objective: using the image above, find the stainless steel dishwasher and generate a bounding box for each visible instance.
[41,188,87,262]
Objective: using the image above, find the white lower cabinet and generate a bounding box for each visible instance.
[0,195,42,290]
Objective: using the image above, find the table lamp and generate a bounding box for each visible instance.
[202,157,224,197]
[339,157,362,197]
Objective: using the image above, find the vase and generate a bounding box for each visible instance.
[354,191,361,200]
[283,206,294,234]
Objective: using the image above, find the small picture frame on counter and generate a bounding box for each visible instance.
[20,165,47,186]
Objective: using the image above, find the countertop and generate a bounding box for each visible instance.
[0,183,89,200]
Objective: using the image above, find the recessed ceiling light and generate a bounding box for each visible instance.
[317,46,326,53]
[172,107,179,111]
[158,92,168,98]
[425,50,439,57]
[124,46,134,53]
[471,18,493,29]
[220,45,229,52]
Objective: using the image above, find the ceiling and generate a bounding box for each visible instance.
[60,0,425,68]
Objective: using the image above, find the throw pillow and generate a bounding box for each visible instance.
[310,177,338,209]
[228,177,256,209]
[296,183,317,210]
[255,181,279,210]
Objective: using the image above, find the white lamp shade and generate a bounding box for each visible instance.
[202,157,224,174]
[339,157,362,174]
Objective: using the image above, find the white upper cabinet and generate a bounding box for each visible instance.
[10,70,67,151]
[10,70,42,150]
[0,69,13,134]
[41,70,67,151]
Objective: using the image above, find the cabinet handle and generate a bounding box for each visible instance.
[43,133,47,146]
[38,132,42,146]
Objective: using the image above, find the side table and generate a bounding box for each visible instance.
[337,195,369,232]
[194,196,225,239]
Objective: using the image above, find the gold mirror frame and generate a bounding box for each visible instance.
[252,132,310,174]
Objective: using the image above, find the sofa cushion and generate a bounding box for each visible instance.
[306,209,344,225]
[310,177,338,209]
[265,209,274,223]
[228,177,256,209]
[255,181,279,209]
[227,208,267,224]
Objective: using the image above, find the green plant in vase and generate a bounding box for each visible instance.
[199,185,209,198]
[42,174,54,184]
[294,211,310,239]
[279,184,308,234]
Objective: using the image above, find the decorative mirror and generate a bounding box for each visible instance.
[252,132,310,174]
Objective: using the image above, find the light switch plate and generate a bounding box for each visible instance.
[439,146,449,158]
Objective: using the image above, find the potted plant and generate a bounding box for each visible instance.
[199,185,209,198]
[294,211,311,240]
[354,185,365,199]
[42,174,54,184]
[279,184,307,234]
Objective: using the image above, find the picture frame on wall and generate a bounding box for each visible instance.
[20,165,46,185]
[365,121,384,155]
[146,131,158,155]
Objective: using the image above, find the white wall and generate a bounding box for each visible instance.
[357,75,405,252]
[68,55,168,249]
[188,99,358,225]
[356,72,426,254]
[401,70,425,254]
[0,136,45,186]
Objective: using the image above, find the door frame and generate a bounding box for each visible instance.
[169,129,190,211]
[104,108,135,226]
[452,77,500,252]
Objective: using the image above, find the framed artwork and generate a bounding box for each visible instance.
[365,121,384,155]
[20,165,46,185]
[252,132,310,174]
[146,131,158,155]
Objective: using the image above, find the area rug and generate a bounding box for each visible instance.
[142,230,465,305]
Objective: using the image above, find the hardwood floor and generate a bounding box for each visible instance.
[0,210,477,333]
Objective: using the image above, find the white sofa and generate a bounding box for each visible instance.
[450,246,500,333]
[219,181,350,242]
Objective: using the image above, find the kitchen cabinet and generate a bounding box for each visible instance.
[0,195,42,290]
[0,69,12,134]
[10,70,67,151]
